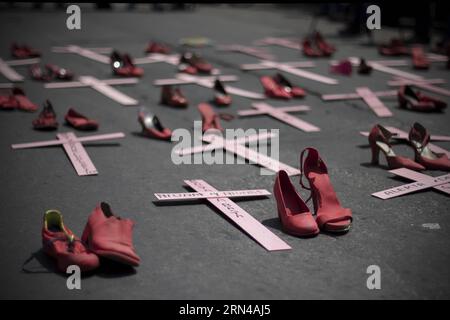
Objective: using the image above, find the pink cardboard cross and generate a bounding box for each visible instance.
[217,44,275,60]
[237,102,320,132]
[253,37,300,50]
[154,179,291,251]
[153,73,265,99]
[372,168,450,199]
[11,132,125,176]
[387,77,450,97]
[44,76,139,106]
[0,57,40,82]
[322,87,394,117]
[52,45,111,64]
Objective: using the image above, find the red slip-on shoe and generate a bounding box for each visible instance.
[45,64,74,81]
[273,73,306,98]
[260,76,292,99]
[274,170,319,237]
[145,41,171,54]
[330,59,353,76]
[408,122,450,171]
[368,124,425,171]
[213,79,232,106]
[81,202,140,267]
[299,147,352,233]
[11,43,41,59]
[313,31,336,56]
[138,106,172,140]
[198,103,223,133]
[302,39,323,57]
[379,39,410,56]
[411,46,430,70]
[65,108,99,131]
[160,85,189,108]
[42,209,100,273]
[32,100,59,130]
[180,52,212,74]
[398,85,446,112]
[12,87,38,112]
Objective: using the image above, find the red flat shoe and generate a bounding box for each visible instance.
[179,52,212,74]
[110,51,144,77]
[42,209,99,273]
[65,108,99,131]
[274,170,319,237]
[213,79,232,106]
[45,64,74,81]
[302,39,323,57]
[299,148,352,233]
[398,85,446,112]
[138,107,172,140]
[411,46,430,70]
[273,73,306,98]
[145,41,171,54]
[11,42,41,59]
[368,124,425,171]
[81,202,140,267]
[313,31,335,56]
[408,122,450,171]
[260,76,291,99]
[379,39,409,56]
[160,85,188,108]
[330,59,352,76]
[32,100,59,130]
[198,103,223,133]
[12,87,38,112]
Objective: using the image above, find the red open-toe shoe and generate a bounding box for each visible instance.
[138,107,172,140]
[213,79,232,106]
[260,76,292,99]
[274,170,319,237]
[299,147,352,233]
[198,103,223,133]
[65,108,99,131]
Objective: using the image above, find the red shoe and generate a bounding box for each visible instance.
[260,76,291,99]
[398,85,446,112]
[408,122,450,171]
[198,103,223,133]
[330,59,352,76]
[45,64,74,81]
[299,148,352,233]
[110,51,144,77]
[379,39,409,56]
[274,170,319,237]
[302,39,322,57]
[42,209,99,273]
[145,41,171,54]
[11,42,41,59]
[160,85,188,108]
[0,89,19,110]
[213,79,232,106]
[29,64,52,82]
[357,58,373,75]
[368,124,425,171]
[65,108,99,131]
[32,100,59,130]
[138,107,172,140]
[179,52,212,74]
[12,87,38,112]
[81,202,140,267]
[273,73,306,98]
[411,46,430,70]
[313,31,335,56]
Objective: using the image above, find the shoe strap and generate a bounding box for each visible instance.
[299,148,312,203]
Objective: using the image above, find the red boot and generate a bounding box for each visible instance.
[81,202,140,267]
[65,108,99,131]
[260,76,291,99]
[274,170,319,237]
[42,209,99,273]
[299,148,352,233]
[32,100,58,130]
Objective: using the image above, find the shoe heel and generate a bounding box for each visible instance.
[81,223,91,245]
[370,143,380,165]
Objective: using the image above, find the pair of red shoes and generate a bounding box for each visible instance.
[302,32,336,57]
[30,64,74,82]
[178,52,213,74]
[260,73,306,99]
[42,202,140,273]
[379,39,410,56]
[369,123,450,171]
[110,50,144,77]
[145,41,171,54]
[138,106,172,140]
[0,87,38,112]
[33,101,98,131]
[398,85,447,112]
[274,148,352,237]
[11,43,41,59]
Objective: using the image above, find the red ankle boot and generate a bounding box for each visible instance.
[81,202,140,267]
[274,170,319,237]
[299,148,352,233]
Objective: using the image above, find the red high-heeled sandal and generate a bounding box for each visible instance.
[398,85,447,112]
[273,170,319,237]
[299,147,352,233]
[260,76,291,99]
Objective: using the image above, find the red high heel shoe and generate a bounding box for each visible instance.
[260,76,291,99]
[65,108,99,131]
[302,39,322,57]
[110,51,144,77]
[138,107,172,140]
[313,31,335,56]
[273,73,306,98]
[411,46,430,70]
[398,85,447,112]
[145,41,171,54]
[179,52,212,74]
[408,122,450,171]
[213,79,232,106]
[160,85,188,108]
[299,148,352,233]
[198,103,223,133]
[45,64,74,81]
[273,170,319,237]
[32,100,58,130]
[368,124,425,171]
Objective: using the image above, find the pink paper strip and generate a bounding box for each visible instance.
[155,189,270,201]
[57,132,98,176]
[5,58,40,66]
[238,105,310,116]
[0,58,24,82]
[322,90,397,101]
[184,179,291,251]
[356,87,393,117]
[389,168,450,195]
[79,76,138,105]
